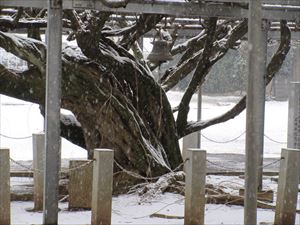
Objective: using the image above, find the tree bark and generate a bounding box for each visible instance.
[0,32,182,176]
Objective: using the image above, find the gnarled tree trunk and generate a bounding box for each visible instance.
[0,11,291,179]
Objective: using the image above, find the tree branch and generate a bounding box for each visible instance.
[176,17,218,137]
[0,31,46,73]
[64,9,84,32]
[161,19,247,92]
[119,14,164,50]
[183,20,291,137]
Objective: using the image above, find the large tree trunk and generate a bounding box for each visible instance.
[0,18,290,178]
[0,31,182,177]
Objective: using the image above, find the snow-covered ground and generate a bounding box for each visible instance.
[2,92,292,224]
[10,175,296,224]
[11,192,278,224]
[2,91,287,161]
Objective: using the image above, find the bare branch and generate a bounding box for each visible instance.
[176,17,218,137]
[183,20,291,137]
[170,29,206,56]
[161,19,247,92]
[64,9,84,32]
[120,14,164,49]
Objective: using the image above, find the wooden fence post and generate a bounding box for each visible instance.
[33,133,45,211]
[184,148,206,225]
[69,160,93,209]
[274,148,300,225]
[91,149,114,225]
[0,148,10,225]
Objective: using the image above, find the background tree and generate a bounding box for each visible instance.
[0,6,291,178]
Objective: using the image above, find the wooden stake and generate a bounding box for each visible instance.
[91,149,114,225]
[0,149,10,225]
[184,148,206,225]
[275,148,300,225]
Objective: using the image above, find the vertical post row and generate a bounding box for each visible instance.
[91,149,114,225]
[245,0,263,224]
[275,148,300,225]
[33,133,45,211]
[43,0,62,224]
[184,149,206,225]
[0,149,10,225]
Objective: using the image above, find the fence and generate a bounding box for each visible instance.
[3,132,300,225]
[4,133,114,225]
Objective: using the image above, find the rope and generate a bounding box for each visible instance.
[10,158,94,174]
[0,133,32,140]
[201,132,287,144]
[114,160,161,181]
[206,157,283,172]
[61,160,94,173]
[264,134,287,144]
[201,132,245,144]
[206,159,241,172]
[10,157,37,172]
[173,158,189,172]
[59,195,69,203]
[261,157,283,169]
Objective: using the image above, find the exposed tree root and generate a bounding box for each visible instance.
[133,171,276,211]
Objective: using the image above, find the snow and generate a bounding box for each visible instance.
[0,95,87,160]
[2,90,294,224]
[8,193,277,224]
[10,176,299,224]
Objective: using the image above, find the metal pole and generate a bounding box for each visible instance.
[197,88,202,148]
[287,44,300,149]
[257,20,268,191]
[43,0,62,224]
[245,0,263,224]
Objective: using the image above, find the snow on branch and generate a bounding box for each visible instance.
[0,32,46,72]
